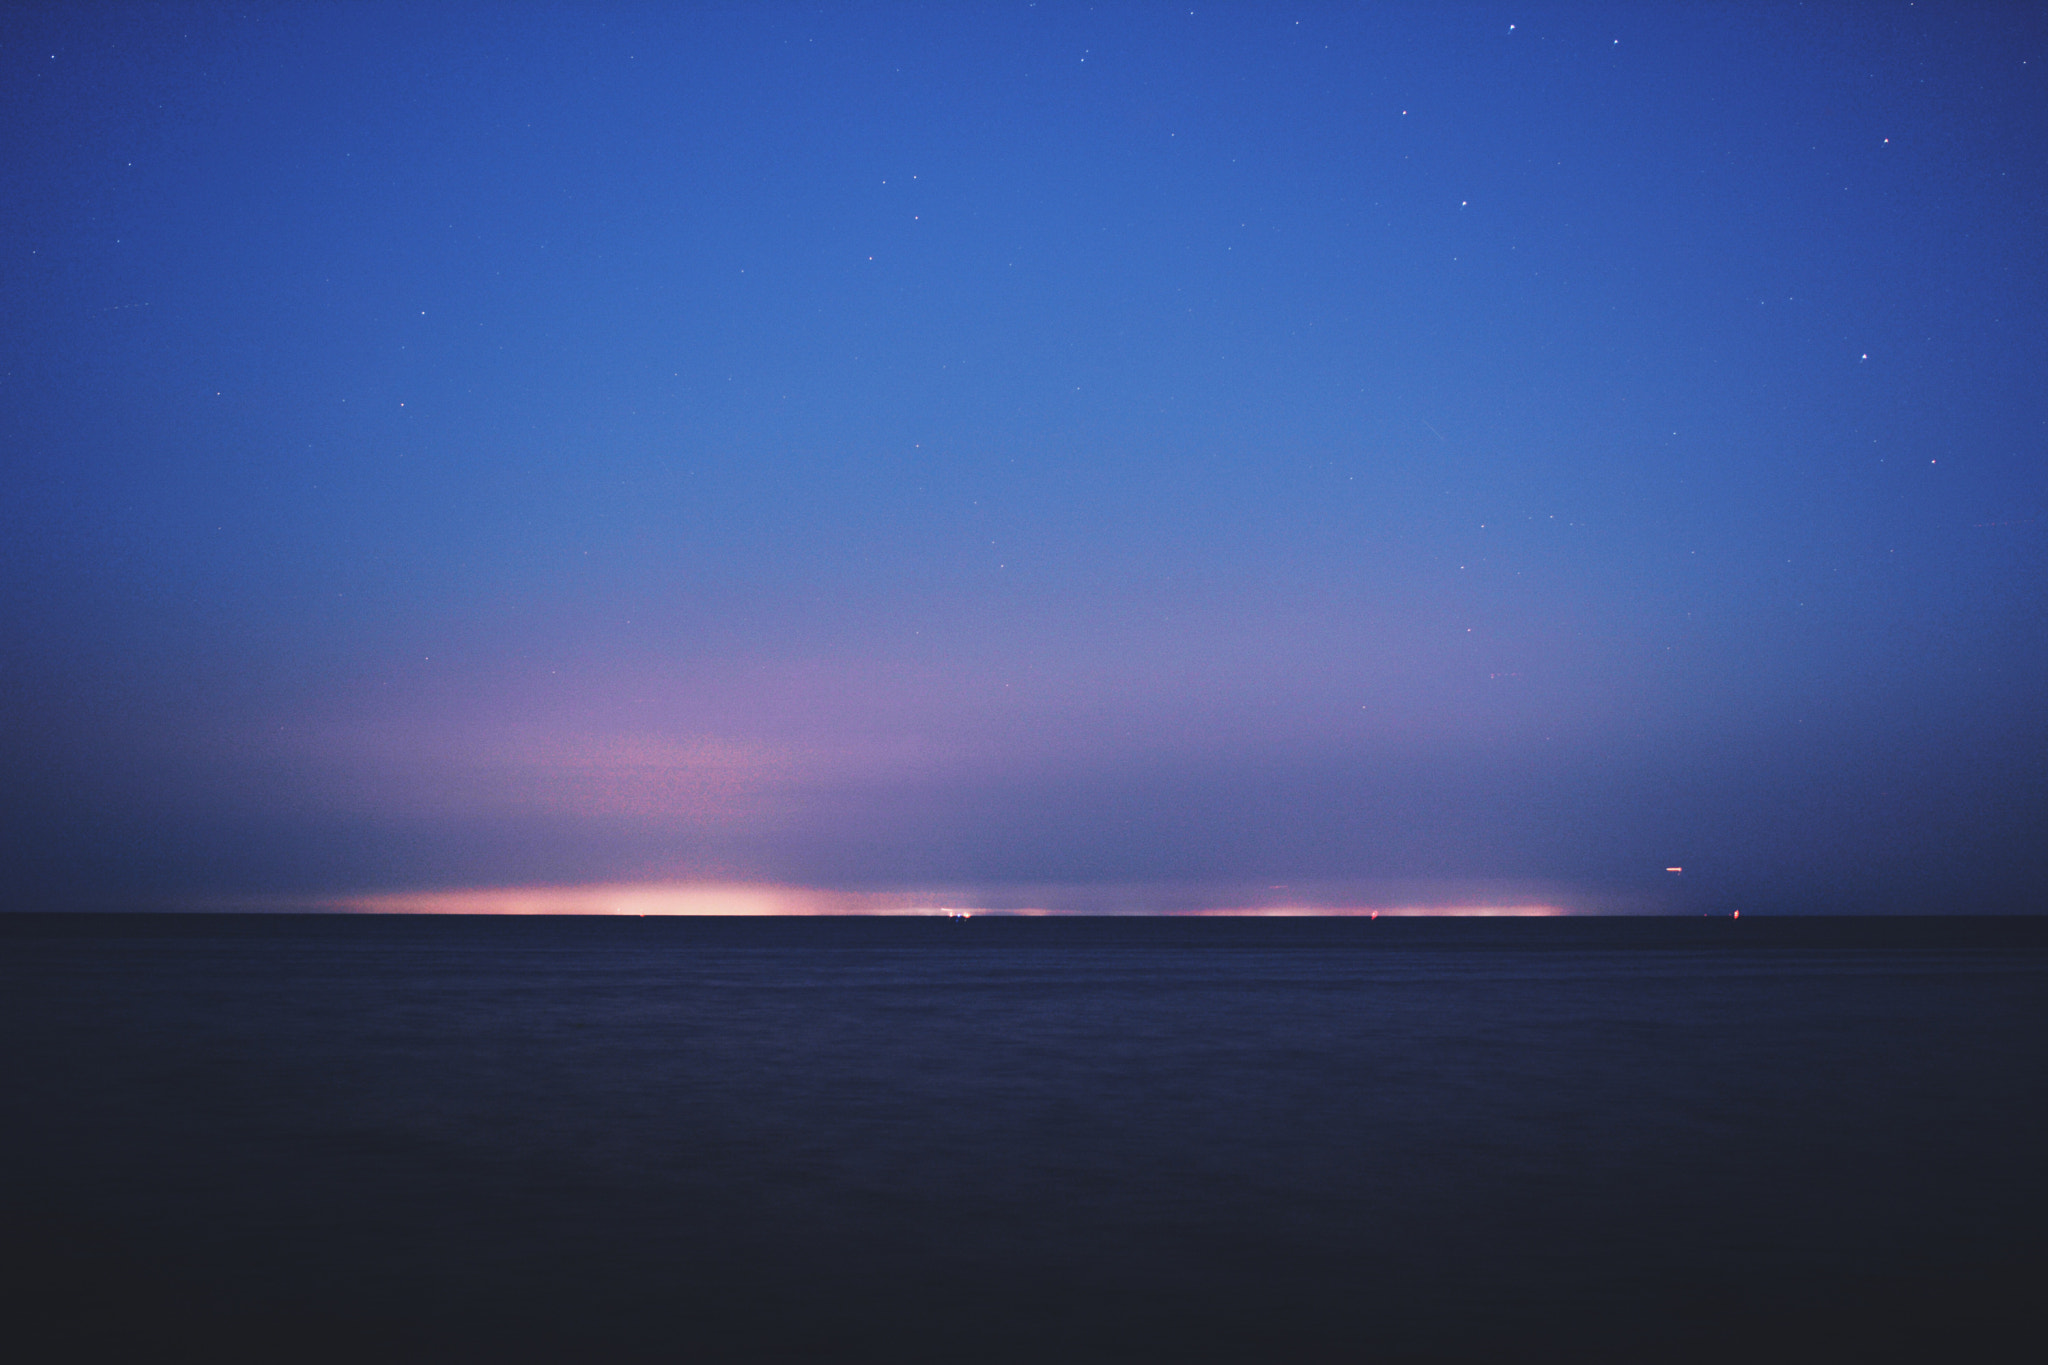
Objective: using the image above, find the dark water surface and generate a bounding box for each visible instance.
[5,914,2044,1362]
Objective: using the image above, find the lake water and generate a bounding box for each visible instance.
[4,914,2043,1362]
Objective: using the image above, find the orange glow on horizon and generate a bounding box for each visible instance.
[334,884,934,916]
[306,884,1572,917]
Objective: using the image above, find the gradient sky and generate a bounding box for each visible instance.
[4,3,2043,913]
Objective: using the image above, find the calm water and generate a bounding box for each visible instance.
[5,915,2044,1362]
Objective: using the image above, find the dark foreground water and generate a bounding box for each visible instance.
[4,914,2044,1363]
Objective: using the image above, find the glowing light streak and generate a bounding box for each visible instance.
[296,885,1573,917]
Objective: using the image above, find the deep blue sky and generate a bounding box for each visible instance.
[4,3,2043,912]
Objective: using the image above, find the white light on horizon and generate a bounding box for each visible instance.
[305,884,1572,918]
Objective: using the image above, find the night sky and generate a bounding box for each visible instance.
[4,4,2043,914]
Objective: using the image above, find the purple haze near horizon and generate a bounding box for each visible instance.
[3,4,2043,913]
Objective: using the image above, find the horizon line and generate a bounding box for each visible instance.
[191,881,1579,918]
